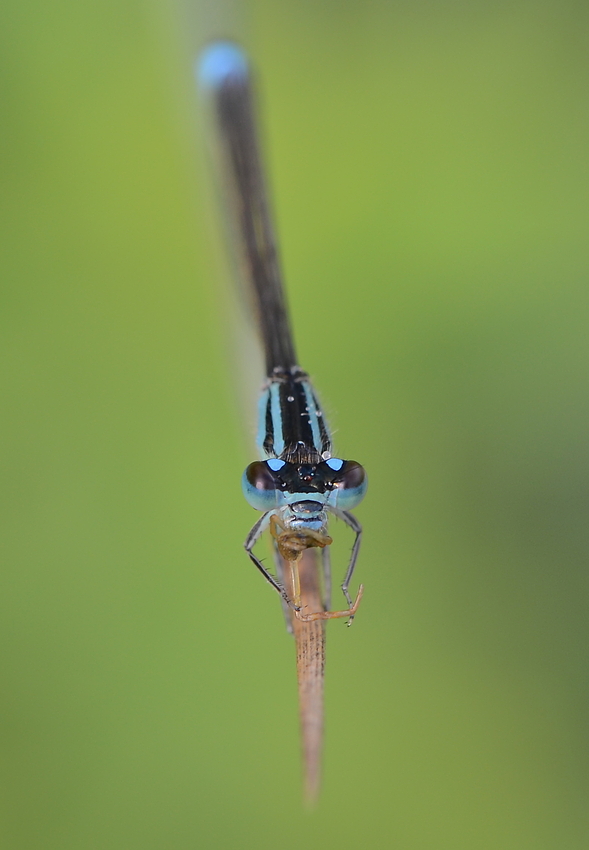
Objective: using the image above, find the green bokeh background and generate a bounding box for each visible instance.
[2,1,589,847]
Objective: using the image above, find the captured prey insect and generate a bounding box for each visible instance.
[198,41,367,802]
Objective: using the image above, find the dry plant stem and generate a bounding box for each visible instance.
[274,521,364,802]
[287,548,325,807]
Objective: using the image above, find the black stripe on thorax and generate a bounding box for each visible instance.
[278,371,315,455]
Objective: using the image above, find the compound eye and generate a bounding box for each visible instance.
[337,460,365,489]
[330,460,367,509]
[242,461,282,511]
[245,461,279,490]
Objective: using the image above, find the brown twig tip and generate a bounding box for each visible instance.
[303,770,321,809]
[291,549,325,806]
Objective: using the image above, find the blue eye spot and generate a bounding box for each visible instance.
[267,458,286,472]
[325,457,344,471]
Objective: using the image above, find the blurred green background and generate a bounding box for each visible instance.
[2,0,589,847]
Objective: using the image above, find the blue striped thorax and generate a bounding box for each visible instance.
[243,367,367,528]
[256,367,330,462]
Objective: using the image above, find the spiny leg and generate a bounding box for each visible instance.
[244,512,300,611]
[333,508,362,608]
[322,508,363,625]
[272,541,294,634]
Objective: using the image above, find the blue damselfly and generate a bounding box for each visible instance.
[198,41,367,802]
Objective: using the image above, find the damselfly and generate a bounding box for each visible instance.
[198,41,367,802]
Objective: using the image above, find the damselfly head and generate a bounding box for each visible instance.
[242,457,367,511]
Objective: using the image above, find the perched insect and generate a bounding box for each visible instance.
[198,41,367,803]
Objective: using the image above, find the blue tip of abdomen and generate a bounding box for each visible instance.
[197,41,249,89]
